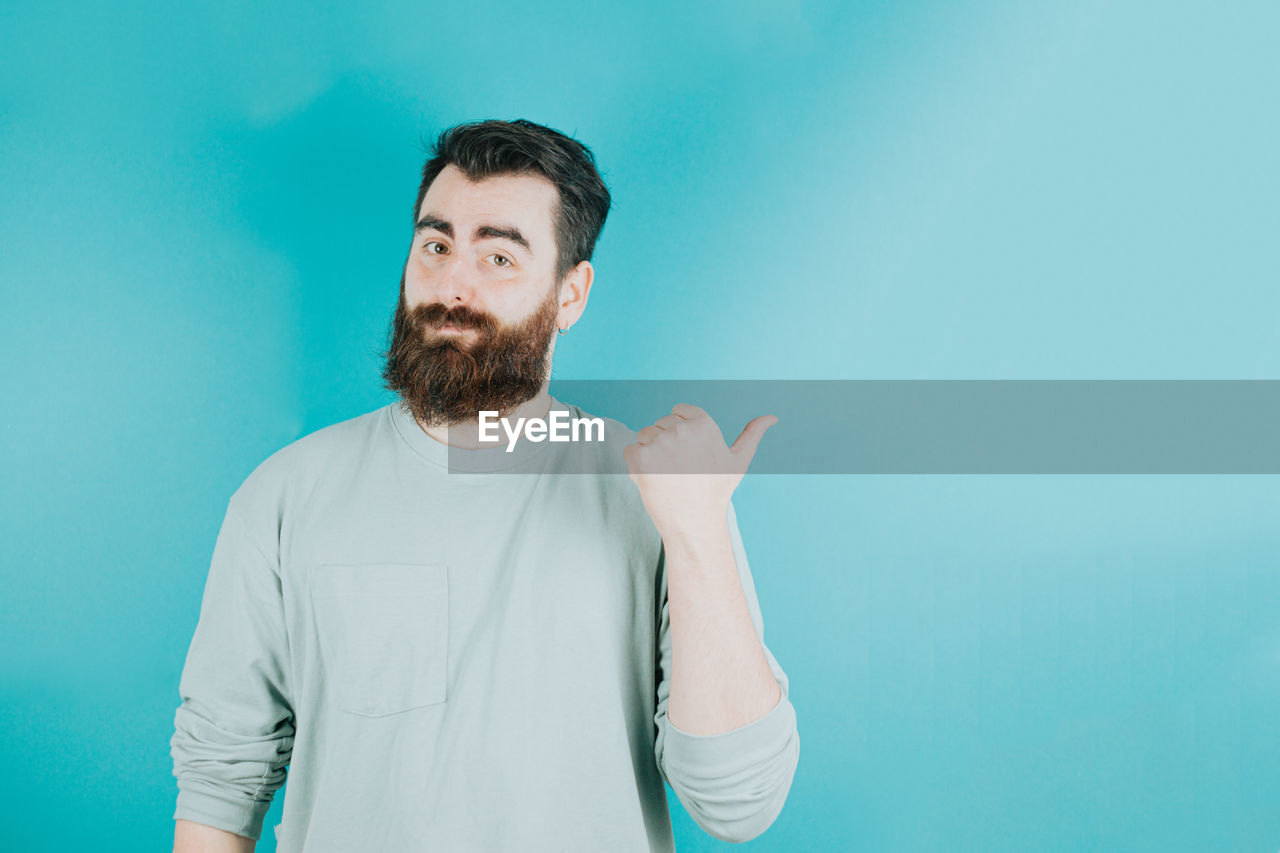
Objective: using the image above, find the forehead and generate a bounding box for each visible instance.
[419,164,559,247]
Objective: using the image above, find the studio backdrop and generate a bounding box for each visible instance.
[2,1,1278,850]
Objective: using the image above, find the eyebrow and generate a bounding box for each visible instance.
[414,214,533,255]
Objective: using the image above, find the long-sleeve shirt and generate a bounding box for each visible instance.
[170,397,800,852]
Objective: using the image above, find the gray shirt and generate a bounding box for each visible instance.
[170,398,799,851]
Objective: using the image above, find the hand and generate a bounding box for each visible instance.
[623,403,777,539]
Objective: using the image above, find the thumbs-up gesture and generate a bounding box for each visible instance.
[623,403,777,539]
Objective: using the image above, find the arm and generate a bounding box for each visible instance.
[652,501,800,844]
[170,500,295,847]
[663,505,781,734]
[174,818,256,852]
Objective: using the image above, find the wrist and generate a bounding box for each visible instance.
[659,510,731,556]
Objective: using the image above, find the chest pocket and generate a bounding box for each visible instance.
[310,563,449,717]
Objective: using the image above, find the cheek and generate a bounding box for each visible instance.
[403,260,432,297]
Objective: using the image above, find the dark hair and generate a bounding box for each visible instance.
[413,119,612,285]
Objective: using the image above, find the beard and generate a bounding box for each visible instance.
[381,270,561,428]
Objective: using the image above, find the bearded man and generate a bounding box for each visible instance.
[170,118,799,853]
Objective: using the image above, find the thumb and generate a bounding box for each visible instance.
[729,415,778,468]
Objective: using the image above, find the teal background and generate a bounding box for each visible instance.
[2,1,1278,850]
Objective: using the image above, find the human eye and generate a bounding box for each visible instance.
[421,240,448,255]
[488,254,513,268]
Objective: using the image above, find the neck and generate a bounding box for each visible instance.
[415,386,553,450]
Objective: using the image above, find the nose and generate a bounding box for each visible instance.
[434,253,475,306]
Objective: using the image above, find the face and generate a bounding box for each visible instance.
[383,164,572,427]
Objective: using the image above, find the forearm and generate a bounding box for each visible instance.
[662,513,782,736]
[174,819,256,853]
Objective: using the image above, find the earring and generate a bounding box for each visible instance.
[557,327,568,336]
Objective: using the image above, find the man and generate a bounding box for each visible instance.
[170,119,799,852]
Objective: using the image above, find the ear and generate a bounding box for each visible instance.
[556,260,595,331]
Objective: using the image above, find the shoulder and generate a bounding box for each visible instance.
[550,399,661,535]
[228,403,389,519]
[560,401,638,450]
[547,399,642,476]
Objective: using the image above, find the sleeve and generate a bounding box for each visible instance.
[170,498,295,842]
[652,500,801,844]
